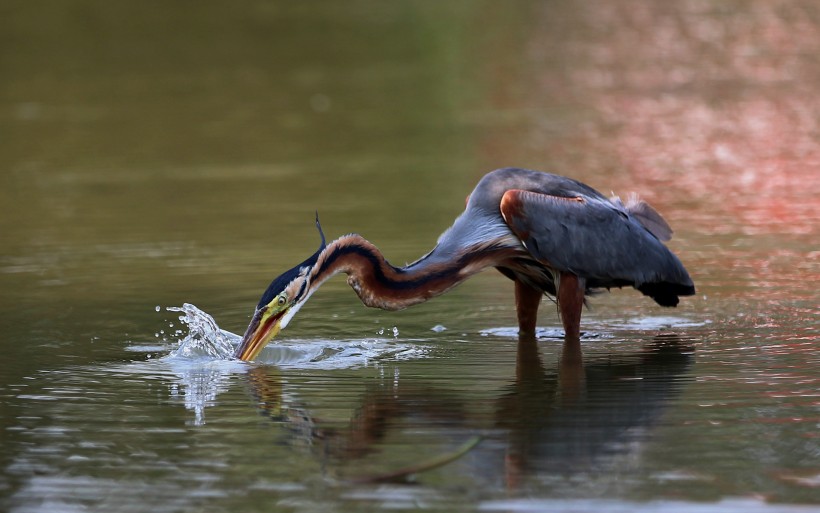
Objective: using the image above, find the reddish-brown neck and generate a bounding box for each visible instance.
[307,234,512,311]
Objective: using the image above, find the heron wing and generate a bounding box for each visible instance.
[499,189,694,303]
[610,194,673,241]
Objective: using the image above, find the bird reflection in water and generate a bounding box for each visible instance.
[244,334,693,486]
[497,334,692,489]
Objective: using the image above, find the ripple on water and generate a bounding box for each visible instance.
[479,326,607,339]
[477,317,705,340]
[477,498,819,513]
[607,316,710,330]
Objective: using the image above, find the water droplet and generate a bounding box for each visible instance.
[391,326,399,338]
[377,328,384,335]
[155,305,161,312]
[430,324,447,332]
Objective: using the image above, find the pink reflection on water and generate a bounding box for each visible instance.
[595,95,819,237]
[475,0,820,314]
[571,0,820,237]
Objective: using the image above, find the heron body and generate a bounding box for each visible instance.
[235,168,695,361]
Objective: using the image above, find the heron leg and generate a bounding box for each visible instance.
[514,280,542,335]
[557,272,585,341]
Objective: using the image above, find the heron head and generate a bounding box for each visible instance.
[234,215,326,362]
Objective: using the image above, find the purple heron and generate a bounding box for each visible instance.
[235,168,695,361]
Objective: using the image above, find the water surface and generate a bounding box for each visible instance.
[1,1,818,512]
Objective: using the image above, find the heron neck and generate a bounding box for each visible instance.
[307,233,508,311]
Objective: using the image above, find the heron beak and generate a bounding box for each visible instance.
[234,305,288,362]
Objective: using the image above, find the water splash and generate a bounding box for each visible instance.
[144,303,428,425]
[166,303,239,359]
[158,303,426,369]
[376,326,400,339]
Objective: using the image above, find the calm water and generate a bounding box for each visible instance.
[1,1,818,512]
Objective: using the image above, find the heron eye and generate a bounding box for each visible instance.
[277,295,287,306]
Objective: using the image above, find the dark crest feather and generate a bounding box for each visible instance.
[256,213,327,309]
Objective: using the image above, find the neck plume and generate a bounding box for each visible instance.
[306,234,511,311]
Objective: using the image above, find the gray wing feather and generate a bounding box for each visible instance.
[501,190,690,289]
[610,193,673,241]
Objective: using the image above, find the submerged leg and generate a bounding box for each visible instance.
[514,280,542,335]
[557,272,585,341]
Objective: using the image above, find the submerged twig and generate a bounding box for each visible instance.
[347,436,483,484]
